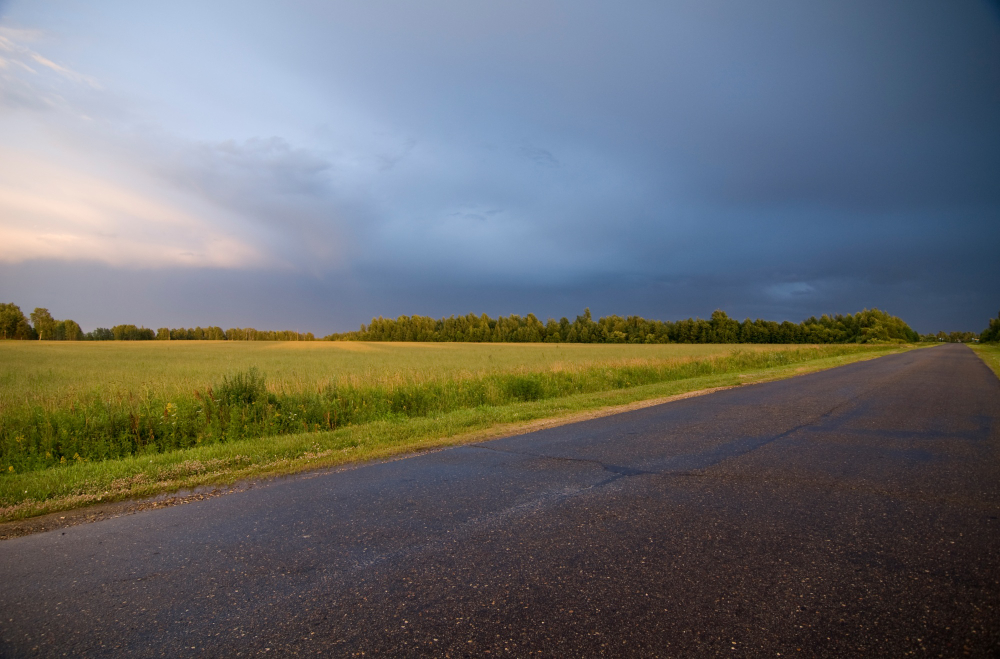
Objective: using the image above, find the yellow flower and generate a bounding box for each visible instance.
[8,466,13,472]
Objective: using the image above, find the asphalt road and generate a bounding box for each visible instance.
[2,344,999,658]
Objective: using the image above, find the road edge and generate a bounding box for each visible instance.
[0,346,921,540]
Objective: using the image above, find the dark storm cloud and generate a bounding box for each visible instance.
[0,0,997,332]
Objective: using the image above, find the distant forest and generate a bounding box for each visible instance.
[3,301,997,344]
[0,304,314,341]
[328,308,923,344]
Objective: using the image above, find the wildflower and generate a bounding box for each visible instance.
[7,466,12,472]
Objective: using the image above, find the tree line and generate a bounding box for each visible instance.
[0,305,83,341]
[919,311,1000,344]
[0,303,314,341]
[931,331,979,343]
[980,311,1000,343]
[326,308,921,344]
[6,299,996,344]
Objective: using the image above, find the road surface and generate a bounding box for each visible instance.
[2,344,999,657]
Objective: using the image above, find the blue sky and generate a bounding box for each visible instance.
[0,0,997,334]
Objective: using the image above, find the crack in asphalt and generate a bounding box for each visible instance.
[468,442,657,478]
[268,362,965,610]
[290,370,917,583]
[467,390,867,480]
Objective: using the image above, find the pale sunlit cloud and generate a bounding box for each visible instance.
[0,149,269,269]
[0,27,100,110]
[0,25,333,272]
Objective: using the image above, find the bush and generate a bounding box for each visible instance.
[505,376,545,401]
[216,367,268,407]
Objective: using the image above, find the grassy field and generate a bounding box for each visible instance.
[0,341,914,522]
[0,341,814,412]
[971,343,1000,379]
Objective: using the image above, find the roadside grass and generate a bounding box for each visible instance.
[0,343,914,522]
[0,345,889,473]
[971,343,1000,379]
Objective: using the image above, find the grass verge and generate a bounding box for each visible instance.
[0,346,916,524]
[1,346,876,471]
[970,344,1000,380]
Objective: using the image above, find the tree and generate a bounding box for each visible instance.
[0,303,35,339]
[112,324,155,340]
[982,311,1000,343]
[30,308,56,340]
[85,328,114,341]
[710,310,740,343]
[66,320,82,340]
[53,319,83,341]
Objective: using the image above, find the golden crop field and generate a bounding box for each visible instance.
[1,340,810,414]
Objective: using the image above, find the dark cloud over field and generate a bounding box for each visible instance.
[0,1,997,333]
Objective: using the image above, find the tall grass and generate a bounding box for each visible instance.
[0,341,775,414]
[0,344,894,475]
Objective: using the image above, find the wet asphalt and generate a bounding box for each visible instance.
[1,343,999,658]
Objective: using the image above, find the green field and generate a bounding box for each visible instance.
[971,344,1000,379]
[0,341,913,522]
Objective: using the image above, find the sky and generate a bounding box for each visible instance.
[0,0,997,335]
